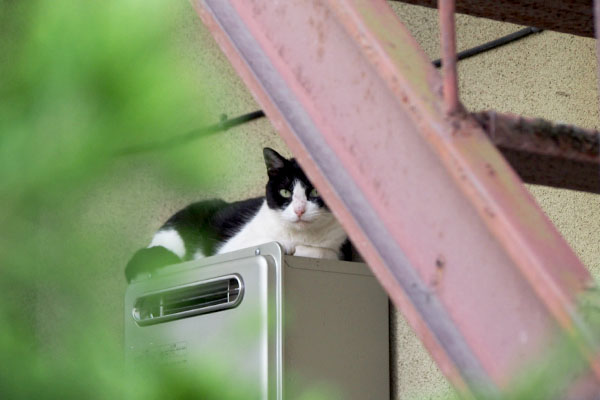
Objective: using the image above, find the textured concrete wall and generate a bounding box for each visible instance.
[77,3,598,400]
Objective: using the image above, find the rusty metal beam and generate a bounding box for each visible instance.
[193,0,600,397]
[474,111,600,193]
[391,0,594,38]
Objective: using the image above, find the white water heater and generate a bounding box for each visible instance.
[125,242,389,399]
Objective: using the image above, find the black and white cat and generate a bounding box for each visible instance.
[125,148,348,282]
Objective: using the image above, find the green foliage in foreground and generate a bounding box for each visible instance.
[1,0,598,399]
[0,0,257,398]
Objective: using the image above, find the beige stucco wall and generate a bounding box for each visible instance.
[80,3,598,399]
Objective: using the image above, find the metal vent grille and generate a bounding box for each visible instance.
[132,274,243,326]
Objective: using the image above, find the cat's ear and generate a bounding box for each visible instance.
[263,147,286,176]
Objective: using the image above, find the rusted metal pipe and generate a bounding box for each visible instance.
[438,0,460,115]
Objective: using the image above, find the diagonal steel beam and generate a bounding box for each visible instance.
[193,0,600,396]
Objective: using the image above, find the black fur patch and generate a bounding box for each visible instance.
[263,147,327,210]
[125,198,264,282]
[164,197,264,260]
[125,246,182,282]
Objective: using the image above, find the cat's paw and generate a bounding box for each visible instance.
[294,245,338,260]
[279,241,296,256]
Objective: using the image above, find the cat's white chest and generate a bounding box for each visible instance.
[216,201,346,257]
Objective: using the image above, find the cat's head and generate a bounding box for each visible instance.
[263,147,332,226]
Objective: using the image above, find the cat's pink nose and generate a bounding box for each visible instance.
[295,208,305,217]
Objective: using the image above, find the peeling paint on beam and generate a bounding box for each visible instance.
[475,111,600,194]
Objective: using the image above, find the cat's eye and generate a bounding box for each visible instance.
[279,189,292,198]
[309,188,319,197]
